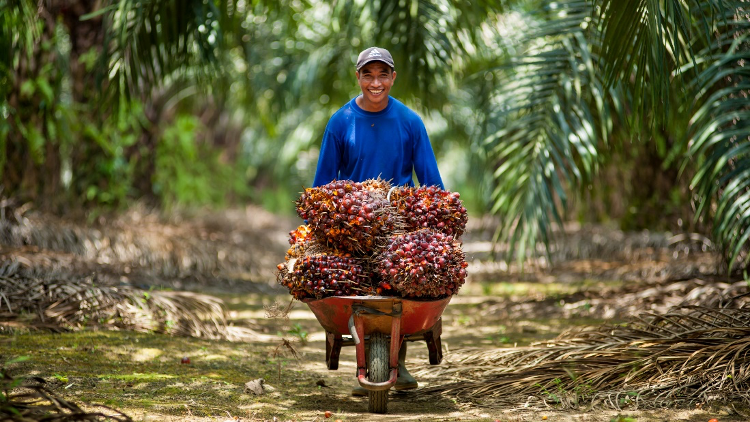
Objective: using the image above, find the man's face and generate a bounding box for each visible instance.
[356,61,396,111]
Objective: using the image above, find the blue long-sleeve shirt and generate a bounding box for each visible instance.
[312,96,444,189]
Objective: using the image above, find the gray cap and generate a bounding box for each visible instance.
[356,47,395,71]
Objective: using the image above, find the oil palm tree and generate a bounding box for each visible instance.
[0,0,504,209]
[479,0,750,271]
[597,0,750,270]
[4,0,748,271]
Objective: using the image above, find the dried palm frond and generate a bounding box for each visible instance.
[416,293,750,411]
[0,259,271,341]
[548,225,714,263]
[1,374,133,421]
[0,206,288,283]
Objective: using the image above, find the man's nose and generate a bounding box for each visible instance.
[371,77,382,87]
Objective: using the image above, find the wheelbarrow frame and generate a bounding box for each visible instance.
[303,296,450,391]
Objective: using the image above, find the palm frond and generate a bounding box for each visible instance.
[96,0,233,111]
[0,259,272,340]
[0,0,44,177]
[0,370,133,421]
[481,1,618,264]
[415,292,750,409]
[594,0,722,120]
[685,7,750,270]
[0,0,39,97]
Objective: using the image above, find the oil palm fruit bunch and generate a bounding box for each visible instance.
[295,180,400,254]
[389,185,468,237]
[276,254,375,299]
[375,229,468,298]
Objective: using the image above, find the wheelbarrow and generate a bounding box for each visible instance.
[303,295,451,413]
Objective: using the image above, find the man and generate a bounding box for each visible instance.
[312,46,444,190]
[312,47,444,395]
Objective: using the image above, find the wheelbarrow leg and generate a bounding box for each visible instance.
[424,318,443,365]
[325,331,343,370]
[388,308,402,372]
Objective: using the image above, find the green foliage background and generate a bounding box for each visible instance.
[2,0,749,272]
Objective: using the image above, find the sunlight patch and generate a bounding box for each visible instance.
[132,348,163,362]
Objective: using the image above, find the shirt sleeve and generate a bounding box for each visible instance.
[312,121,341,187]
[412,120,445,190]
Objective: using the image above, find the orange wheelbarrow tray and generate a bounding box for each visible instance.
[303,295,451,391]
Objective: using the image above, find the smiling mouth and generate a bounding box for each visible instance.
[369,89,384,95]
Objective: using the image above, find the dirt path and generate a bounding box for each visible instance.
[1,208,747,421]
[4,286,745,422]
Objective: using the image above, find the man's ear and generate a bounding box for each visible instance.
[392,70,397,83]
[355,70,360,81]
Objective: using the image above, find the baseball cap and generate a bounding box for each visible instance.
[356,47,395,71]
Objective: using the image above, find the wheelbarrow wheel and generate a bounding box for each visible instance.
[367,333,389,413]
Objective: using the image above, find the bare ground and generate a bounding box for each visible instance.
[1,206,747,421]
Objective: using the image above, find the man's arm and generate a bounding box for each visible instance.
[313,123,341,187]
[412,122,445,189]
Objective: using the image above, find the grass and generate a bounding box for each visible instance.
[469,279,625,298]
[1,331,288,419]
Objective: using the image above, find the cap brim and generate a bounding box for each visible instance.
[356,58,395,70]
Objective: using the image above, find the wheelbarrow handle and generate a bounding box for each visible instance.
[347,313,360,345]
[357,370,398,391]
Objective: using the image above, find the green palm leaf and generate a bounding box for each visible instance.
[481,1,619,263]
[95,0,246,110]
[594,0,731,121]
[594,0,750,268]
[686,17,750,269]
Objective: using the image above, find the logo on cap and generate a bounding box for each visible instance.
[368,49,382,58]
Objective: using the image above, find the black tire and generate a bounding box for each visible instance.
[367,333,389,413]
